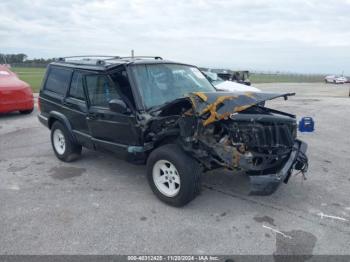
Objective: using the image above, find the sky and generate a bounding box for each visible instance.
[0,0,349,74]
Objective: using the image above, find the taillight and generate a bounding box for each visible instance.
[38,96,41,112]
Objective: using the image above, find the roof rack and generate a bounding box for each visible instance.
[55,55,163,66]
[56,55,120,66]
[115,56,163,60]
[57,55,120,61]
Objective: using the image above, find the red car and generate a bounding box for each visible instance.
[0,65,34,114]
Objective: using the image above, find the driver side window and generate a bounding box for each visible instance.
[85,74,120,107]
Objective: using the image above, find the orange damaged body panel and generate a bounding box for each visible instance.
[0,66,34,113]
[189,91,295,126]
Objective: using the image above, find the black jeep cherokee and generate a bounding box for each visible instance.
[38,56,308,206]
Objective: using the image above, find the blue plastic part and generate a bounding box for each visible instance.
[299,117,314,132]
[127,146,145,153]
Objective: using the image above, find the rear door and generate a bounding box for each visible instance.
[85,71,139,157]
[64,71,92,148]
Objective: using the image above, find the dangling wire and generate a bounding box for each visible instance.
[293,150,308,180]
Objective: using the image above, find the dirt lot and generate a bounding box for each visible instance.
[0,82,350,255]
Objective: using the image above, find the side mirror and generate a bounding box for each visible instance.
[109,99,128,114]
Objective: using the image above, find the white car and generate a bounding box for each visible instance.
[202,71,261,92]
[325,75,347,84]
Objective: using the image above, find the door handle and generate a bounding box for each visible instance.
[87,113,98,120]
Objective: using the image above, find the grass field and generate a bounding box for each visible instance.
[11,67,46,92]
[250,73,324,83]
[11,66,325,93]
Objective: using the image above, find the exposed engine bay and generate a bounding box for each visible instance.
[141,91,308,195]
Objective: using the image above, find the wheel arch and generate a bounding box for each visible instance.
[154,135,178,148]
[48,111,77,143]
[144,134,180,163]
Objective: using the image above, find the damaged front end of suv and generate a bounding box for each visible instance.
[144,91,308,196]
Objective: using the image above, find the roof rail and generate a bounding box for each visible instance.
[54,55,164,66]
[56,55,122,66]
[57,55,120,61]
[117,56,163,60]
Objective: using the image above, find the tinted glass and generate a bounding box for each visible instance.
[69,72,85,100]
[131,64,215,109]
[45,67,72,95]
[85,74,120,107]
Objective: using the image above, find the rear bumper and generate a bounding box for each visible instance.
[38,114,49,128]
[0,98,34,113]
[249,139,308,195]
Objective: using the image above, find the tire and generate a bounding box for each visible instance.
[20,108,33,114]
[50,121,82,162]
[147,144,201,207]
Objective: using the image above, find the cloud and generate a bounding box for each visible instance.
[0,0,349,73]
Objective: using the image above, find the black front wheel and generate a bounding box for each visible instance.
[147,144,202,207]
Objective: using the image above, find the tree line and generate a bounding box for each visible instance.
[0,53,54,65]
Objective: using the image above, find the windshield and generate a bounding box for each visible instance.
[131,64,216,109]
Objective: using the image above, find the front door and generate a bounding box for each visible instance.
[85,71,140,157]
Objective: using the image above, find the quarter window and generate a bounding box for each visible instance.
[45,67,72,95]
[85,74,120,107]
[69,72,85,100]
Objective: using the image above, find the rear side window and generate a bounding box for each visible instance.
[85,74,120,107]
[45,67,72,95]
[68,72,85,100]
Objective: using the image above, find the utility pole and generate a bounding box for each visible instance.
[131,49,134,58]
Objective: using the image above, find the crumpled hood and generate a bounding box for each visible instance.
[188,91,295,126]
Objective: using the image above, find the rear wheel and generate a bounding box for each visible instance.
[20,108,33,114]
[50,121,82,162]
[147,144,201,207]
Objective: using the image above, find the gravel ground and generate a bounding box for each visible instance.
[0,82,350,256]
